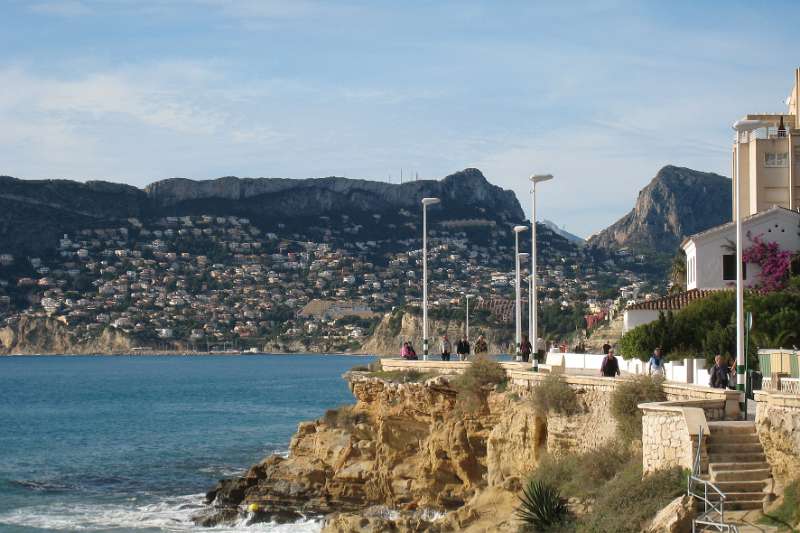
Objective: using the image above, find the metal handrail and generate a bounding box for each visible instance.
[688,426,740,533]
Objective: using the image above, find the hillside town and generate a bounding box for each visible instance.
[0,210,660,353]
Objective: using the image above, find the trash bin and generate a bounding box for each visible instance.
[748,370,763,399]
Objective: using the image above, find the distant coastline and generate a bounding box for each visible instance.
[0,351,376,357]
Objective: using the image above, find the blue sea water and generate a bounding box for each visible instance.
[0,355,375,532]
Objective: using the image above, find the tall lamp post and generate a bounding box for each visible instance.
[529,174,553,370]
[421,197,440,360]
[464,294,474,342]
[513,225,529,355]
[732,120,766,406]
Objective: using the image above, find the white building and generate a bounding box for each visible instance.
[623,289,721,333]
[682,206,800,290]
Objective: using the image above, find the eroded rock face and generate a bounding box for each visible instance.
[0,316,134,354]
[644,495,695,533]
[197,374,545,527]
[756,396,800,484]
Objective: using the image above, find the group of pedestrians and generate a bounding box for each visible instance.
[709,354,738,389]
[599,344,667,378]
[400,333,489,361]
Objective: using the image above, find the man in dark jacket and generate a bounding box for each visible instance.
[519,334,533,363]
[709,354,730,389]
[456,336,470,361]
[601,349,620,377]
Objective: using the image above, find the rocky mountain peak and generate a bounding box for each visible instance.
[588,165,731,253]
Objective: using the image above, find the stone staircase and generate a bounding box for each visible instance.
[705,421,773,511]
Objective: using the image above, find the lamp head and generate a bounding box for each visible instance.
[518,253,530,260]
[513,225,529,233]
[732,119,768,132]
[529,174,554,183]
[421,197,441,206]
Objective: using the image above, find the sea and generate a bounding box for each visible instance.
[0,354,376,533]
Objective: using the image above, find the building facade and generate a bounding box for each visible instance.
[732,68,800,220]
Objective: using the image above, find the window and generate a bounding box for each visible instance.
[764,152,788,167]
[722,254,747,281]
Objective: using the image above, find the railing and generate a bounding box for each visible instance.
[688,426,739,533]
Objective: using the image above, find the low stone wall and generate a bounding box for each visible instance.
[662,382,740,420]
[639,401,709,474]
[754,390,800,485]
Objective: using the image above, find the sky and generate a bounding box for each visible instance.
[1,1,799,237]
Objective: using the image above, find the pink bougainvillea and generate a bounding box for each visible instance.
[742,232,793,291]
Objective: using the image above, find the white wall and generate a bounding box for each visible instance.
[686,210,800,290]
[555,352,710,386]
[623,309,662,333]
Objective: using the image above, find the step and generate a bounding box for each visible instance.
[722,492,769,503]
[725,499,766,511]
[707,433,760,444]
[708,421,757,435]
[711,468,771,482]
[708,453,766,463]
[709,462,770,472]
[712,480,769,492]
[707,443,764,454]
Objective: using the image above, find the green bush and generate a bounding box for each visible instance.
[610,375,665,442]
[575,461,685,533]
[516,480,569,531]
[531,374,580,416]
[532,445,629,500]
[761,478,800,529]
[452,355,507,414]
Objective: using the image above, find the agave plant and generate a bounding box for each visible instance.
[516,479,568,530]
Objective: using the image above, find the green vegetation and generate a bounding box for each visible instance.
[322,405,371,432]
[523,446,685,533]
[610,375,665,442]
[618,284,800,366]
[367,369,435,383]
[451,355,507,414]
[516,480,569,531]
[761,478,800,530]
[530,374,580,416]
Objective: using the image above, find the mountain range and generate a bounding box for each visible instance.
[0,168,523,256]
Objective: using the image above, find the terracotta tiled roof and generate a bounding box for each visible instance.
[626,288,724,311]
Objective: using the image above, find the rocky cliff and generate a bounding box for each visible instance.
[0,316,134,354]
[587,165,731,254]
[0,169,523,255]
[360,311,513,356]
[194,368,621,531]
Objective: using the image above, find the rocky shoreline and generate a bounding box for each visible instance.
[192,368,563,532]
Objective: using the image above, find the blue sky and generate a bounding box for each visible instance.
[1,1,799,237]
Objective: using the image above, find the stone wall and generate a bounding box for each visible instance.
[755,390,800,485]
[640,403,708,474]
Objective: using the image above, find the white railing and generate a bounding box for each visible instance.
[781,378,800,394]
[689,427,739,533]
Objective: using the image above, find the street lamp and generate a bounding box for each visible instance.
[464,294,474,343]
[731,120,766,402]
[421,197,440,360]
[513,226,529,355]
[529,174,553,370]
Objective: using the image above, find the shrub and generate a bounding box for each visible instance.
[322,405,371,433]
[516,480,569,531]
[532,445,629,500]
[761,478,800,529]
[575,461,684,533]
[452,356,507,414]
[610,375,665,442]
[367,369,434,383]
[531,374,580,416]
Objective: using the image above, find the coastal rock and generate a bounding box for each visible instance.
[0,316,133,355]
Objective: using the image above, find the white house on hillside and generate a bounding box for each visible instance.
[682,206,800,290]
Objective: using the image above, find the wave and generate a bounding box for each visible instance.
[0,493,322,532]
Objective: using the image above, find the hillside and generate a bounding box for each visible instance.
[0,169,523,256]
[587,165,731,254]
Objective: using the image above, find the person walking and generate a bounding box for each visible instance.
[456,335,470,361]
[710,355,730,389]
[440,334,452,362]
[648,347,665,377]
[727,356,737,390]
[474,334,488,356]
[519,334,533,363]
[535,337,545,364]
[602,340,612,355]
[600,348,620,377]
